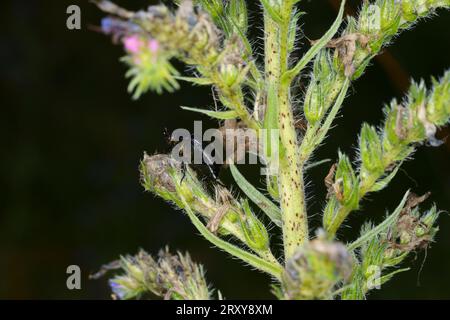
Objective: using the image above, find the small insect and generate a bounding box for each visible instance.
[163,128,224,186]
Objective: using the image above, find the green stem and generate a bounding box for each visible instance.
[178,188,283,279]
[275,2,309,260]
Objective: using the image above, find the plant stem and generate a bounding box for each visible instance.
[266,1,309,260]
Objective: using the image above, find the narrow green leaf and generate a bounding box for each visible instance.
[283,0,346,82]
[288,10,305,52]
[228,17,253,56]
[260,0,283,24]
[175,76,214,86]
[370,163,401,192]
[181,106,239,120]
[304,159,331,171]
[379,268,410,286]
[230,164,282,227]
[348,190,410,251]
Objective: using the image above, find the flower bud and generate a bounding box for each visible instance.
[305,52,337,124]
[379,0,401,35]
[382,101,411,156]
[323,197,340,231]
[426,70,450,126]
[219,64,241,88]
[108,248,211,300]
[226,0,248,34]
[140,153,194,207]
[334,153,359,209]
[359,124,384,176]
[388,204,440,253]
[303,80,325,125]
[238,200,269,251]
[358,3,381,34]
[400,0,431,22]
[313,50,334,79]
[266,175,280,201]
[282,238,353,300]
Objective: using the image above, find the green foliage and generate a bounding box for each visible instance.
[94,0,450,300]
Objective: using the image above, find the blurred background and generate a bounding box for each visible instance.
[0,0,449,299]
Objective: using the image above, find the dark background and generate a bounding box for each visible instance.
[1,0,449,299]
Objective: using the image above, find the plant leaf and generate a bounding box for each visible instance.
[175,76,214,86]
[379,268,410,286]
[348,190,410,251]
[260,0,283,24]
[181,106,239,120]
[283,0,346,82]
[230,164,282,227]
[370,163,401,192]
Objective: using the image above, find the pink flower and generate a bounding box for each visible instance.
[148,39,159,53]
[123,35,142,54]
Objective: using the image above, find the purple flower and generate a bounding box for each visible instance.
[109,279,127,300]
[123,35,142,54]
[148,39,160,53]
[101,17,113,34]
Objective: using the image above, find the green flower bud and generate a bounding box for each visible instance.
[266,174,280,201]
[416,206,440,239]
[358,3,381,34]
[140,153,198,208]
[404,82,429,142]
[238,200,269,251]
[218,64,241,88]
[420,205,440,228]
[382,101,411,155]
[401,0,418,22]
[359,124,384,176]
[313,50,334,78]
[380,0,402,35]
[226,0,248,34]
[303,80,325,125]
[305,51,338,124]
[305,51,337,124]
[427,71,450,126]
[282,238,353,300]
[335,152,359,209]
[323,197,340,231]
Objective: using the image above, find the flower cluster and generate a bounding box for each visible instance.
[96,0,255,125]
[342,193,440,299]
[281,236,353,300]
[139,153,275,258]
[323,70,450,237]
[103,248,212,300]
[302,0,449,132]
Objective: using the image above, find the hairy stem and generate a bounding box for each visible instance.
[272,1,309,260]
